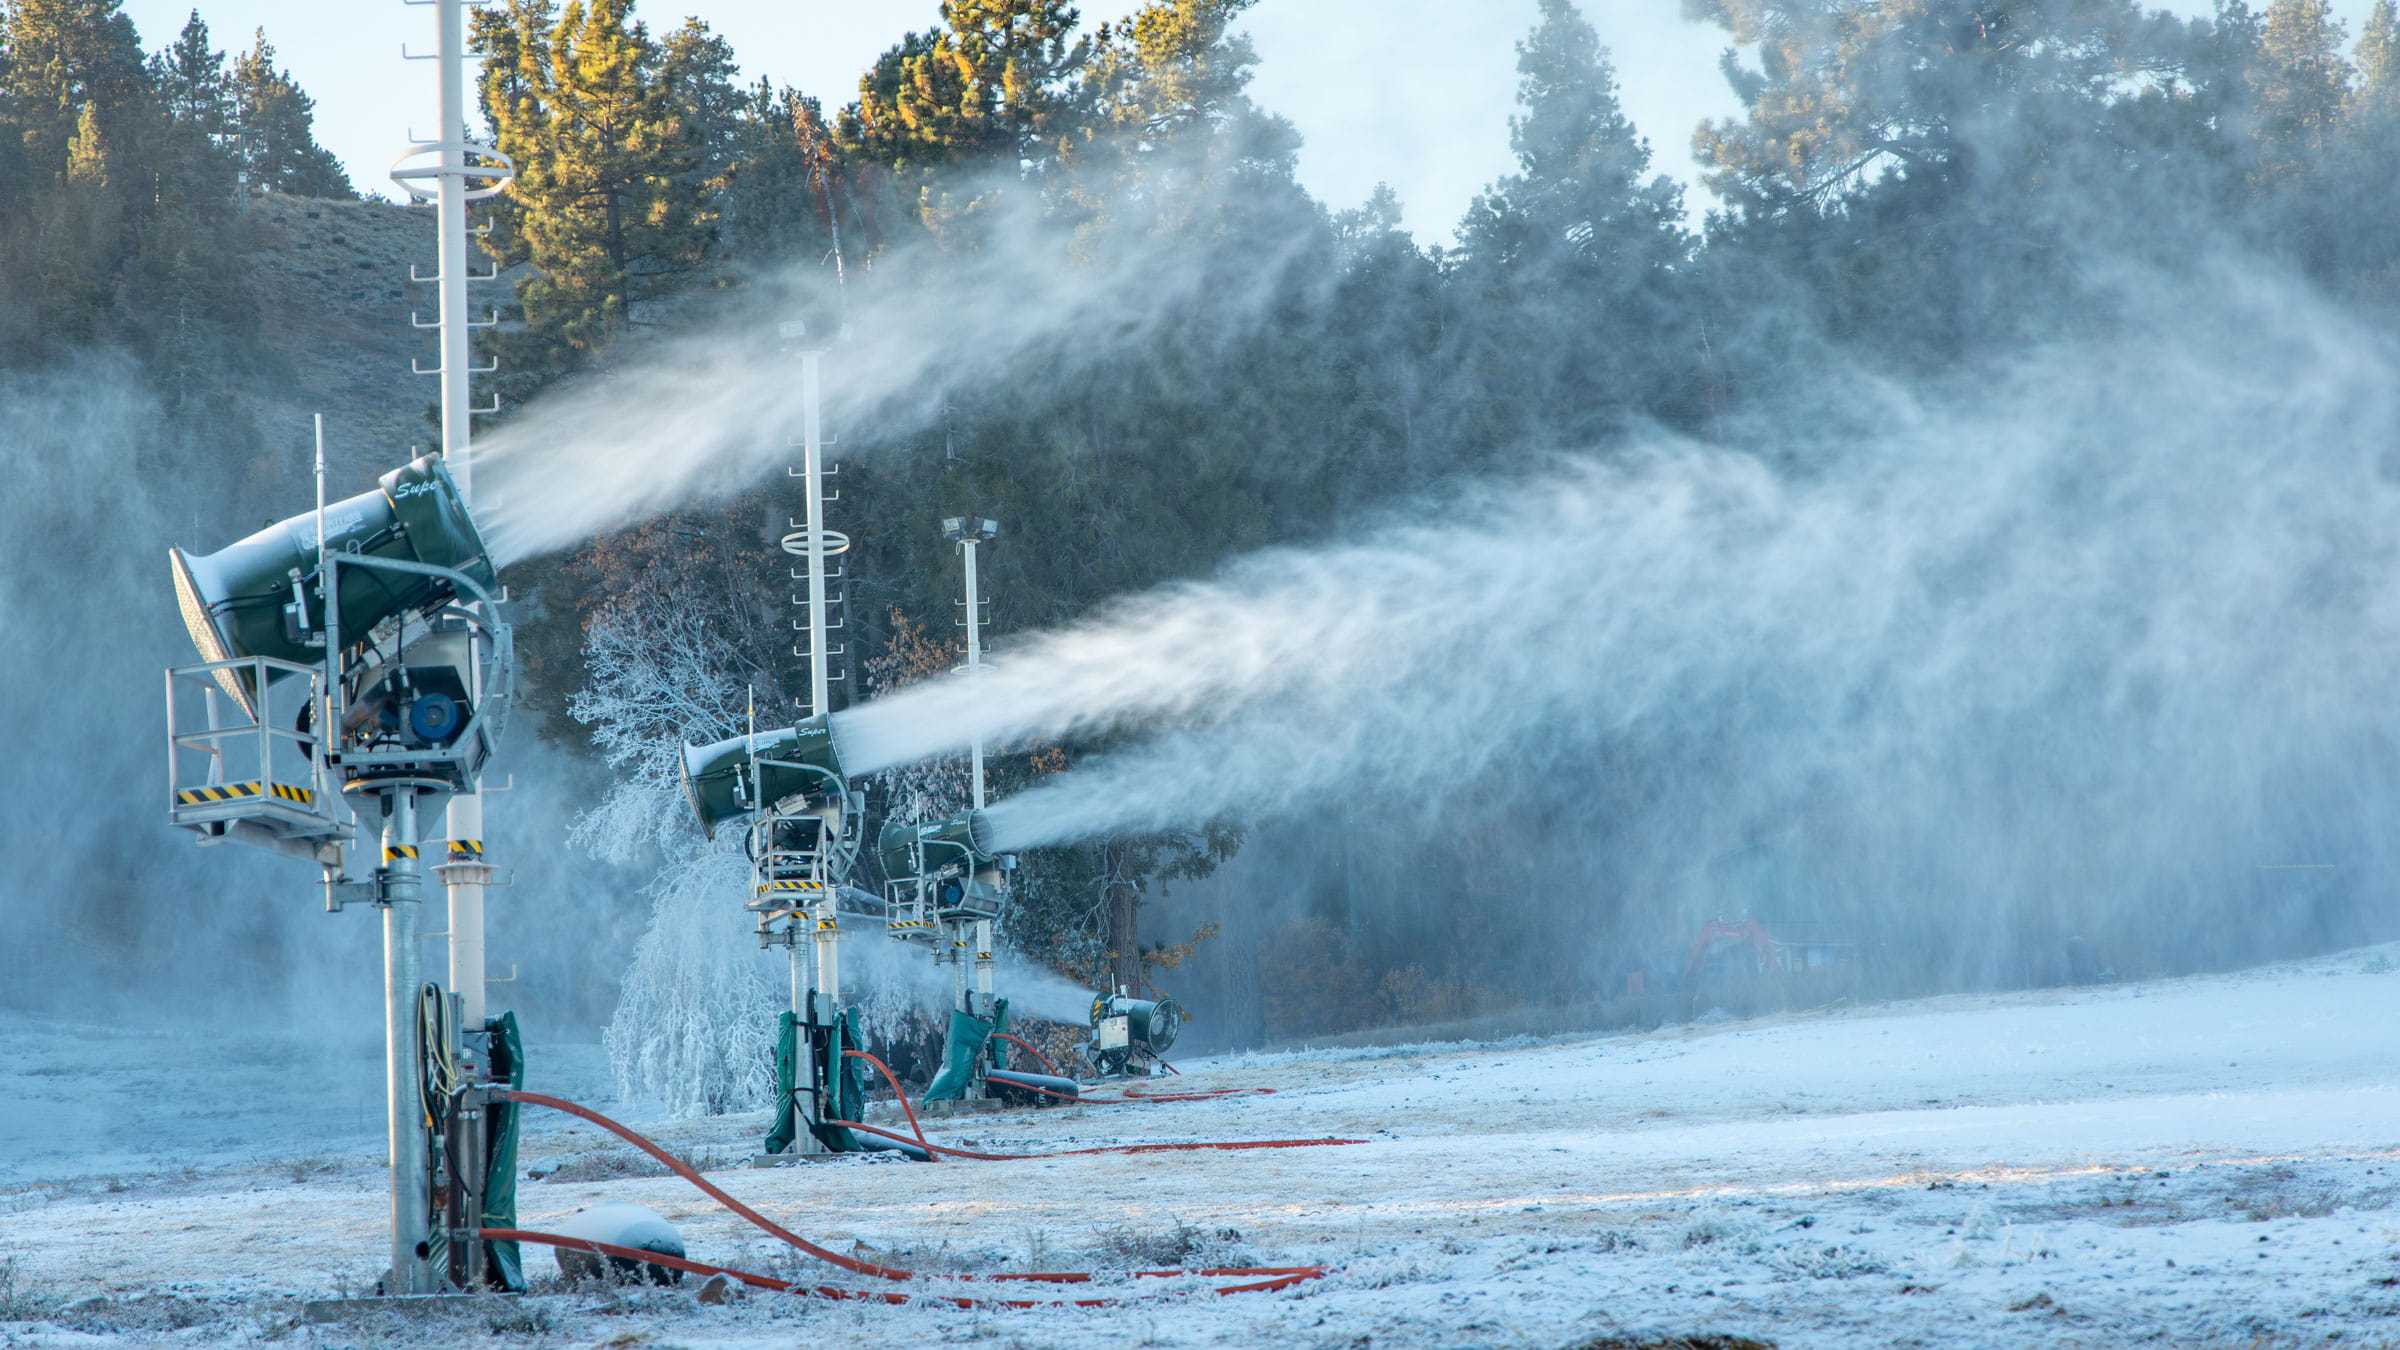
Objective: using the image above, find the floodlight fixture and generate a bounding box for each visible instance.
[941,517,1000,544]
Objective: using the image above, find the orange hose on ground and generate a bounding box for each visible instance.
[500,1089,912,1281]
[479,1230,1324,1306]
[496,1089,1340,1290]
[839,1050,1362,1162]
[990,1032,1061,1076]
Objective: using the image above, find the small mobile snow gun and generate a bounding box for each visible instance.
[1088,990,1182,1077]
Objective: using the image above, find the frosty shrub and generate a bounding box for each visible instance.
[0,1254,51,1321]
[568,603,755,866]
[603,848,777,1115]
[1761,1239,1887,1280]
[1088,1222,1248,1269]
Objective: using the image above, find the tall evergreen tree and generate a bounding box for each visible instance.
[2252,0,2351,181]
[0,0,147,176]
[148,10,227,136]
[477,0,718,365]
[1451,0,1691,443]
[230,30,352,198]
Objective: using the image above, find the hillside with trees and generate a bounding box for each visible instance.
[9,0,2400,1052]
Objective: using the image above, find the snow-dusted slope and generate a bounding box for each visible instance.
[4,952,2397,1347]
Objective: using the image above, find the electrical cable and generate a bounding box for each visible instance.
[494,1090,1336,1296]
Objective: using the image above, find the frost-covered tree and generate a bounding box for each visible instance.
[567,546,779,1113]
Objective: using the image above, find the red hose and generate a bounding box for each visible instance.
[479,1230,1324,1306]
[990,1032,1061,1076]
[501,1089,912,1281]
[496,1088,1339,1292]
[837,1051,1362,1162]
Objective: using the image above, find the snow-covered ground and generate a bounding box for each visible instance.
[5,950,2399,1348]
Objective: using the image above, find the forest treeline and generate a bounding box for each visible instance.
[0,1,348,390]
[484,0,2400,1039]
[14,0,2400,1040]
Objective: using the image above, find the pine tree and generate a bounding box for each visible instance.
[231,30,352,197]
[658,17,741,185]
[839,0,1093,230]
[1458,0,1682,276]
[2351,0,2400,119]
[148,11,227,135]
[1452,0,1691,442]
[0,0,147,176]
[477,0,716,365]
[2252,0,2351,181]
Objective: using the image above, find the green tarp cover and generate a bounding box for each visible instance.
[482,1011,526,1291]
[922,998,1009,1101]
[766,1010,802,1155]
[765,1008,887,1155]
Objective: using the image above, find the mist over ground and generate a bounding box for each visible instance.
[0,361,644,1039]
[10,0,2400,1081]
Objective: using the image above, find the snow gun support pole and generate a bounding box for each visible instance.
[944,516,1002,1021]
[880,809,1014,1101]
[166,402,519,1304]
[683,717,859,1161]
[760,319,857,1156]
[389,0,518,1289]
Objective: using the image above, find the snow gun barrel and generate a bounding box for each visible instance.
[680,714,849,839]
[168,454,495,715]
[875,808,1002,881]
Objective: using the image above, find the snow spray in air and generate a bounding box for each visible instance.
[841,274,2400,967]
[468,190,1314,569]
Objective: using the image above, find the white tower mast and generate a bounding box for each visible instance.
[395,0,513,1033]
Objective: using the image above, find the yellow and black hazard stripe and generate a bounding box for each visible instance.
[383,844,420,862]
[175,781,313,807]
[756,879,824,893]
[816,916,840,931]
[445,839,484,860]
[887,919,931,930]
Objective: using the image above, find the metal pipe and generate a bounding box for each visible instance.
[963,537,985,811]
[800,349,828,721]
[974,919,995,999]
[383,788,433,1294]
[435,0,491,1034]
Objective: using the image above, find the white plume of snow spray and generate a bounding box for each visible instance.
[840,271,2400,946]
[469,193,1311,568]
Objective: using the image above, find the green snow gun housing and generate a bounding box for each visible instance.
[680,715,849,839]
[877,809,1013,922]
[169,454,496,716]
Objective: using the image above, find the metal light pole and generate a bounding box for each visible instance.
[393,0,513,1035]
[780,320,845,1022]
[943,516,999,1005]
[388,0,514,1291]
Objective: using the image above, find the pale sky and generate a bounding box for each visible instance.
[119,0,2381,242]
